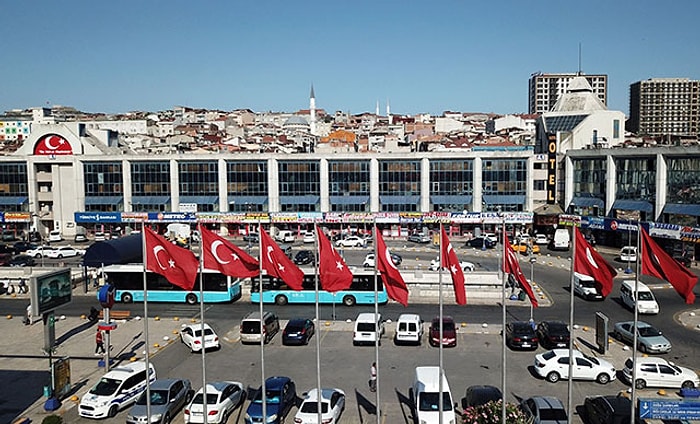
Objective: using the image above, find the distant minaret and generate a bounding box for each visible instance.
[309,84,316,135]
[375,100,380,117]
[386,99,392,125]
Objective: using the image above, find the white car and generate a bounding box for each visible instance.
[623,357,699,390]
[46,246,82,259]
[619,246,637,262]
[335,236,367,248]
[362,252,402,268]
[25,246,56,258]
[48,230,62,242]
[180,323,220,353]
[184,381,245,424]
[294,388,346,424]
[429,257,475,272]
[534,349,617,384]
[483,233,498,244]
[534,234,549,245]
[302,231,315,243]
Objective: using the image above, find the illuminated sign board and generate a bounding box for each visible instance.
[546,134,557,204]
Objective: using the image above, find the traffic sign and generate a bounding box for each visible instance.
[638,397,700,420]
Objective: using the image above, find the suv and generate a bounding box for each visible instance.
[79,361,156,419]
[240,311,280,344]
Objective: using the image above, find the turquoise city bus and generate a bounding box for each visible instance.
[100,264,242,304]
[249,270,388,306]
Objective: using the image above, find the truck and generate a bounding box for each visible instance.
[550,228,570,251]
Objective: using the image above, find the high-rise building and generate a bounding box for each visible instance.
[627,78,700,137]
[528,73,607,114]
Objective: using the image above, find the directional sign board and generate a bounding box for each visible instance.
[638,397,700,421]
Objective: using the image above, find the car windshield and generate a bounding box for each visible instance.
[638,292,654,301]
[287,323,304,332]
[548,323,568,333]
[418,392,452,411]
[512,323,532,333]
[241,322,262,334]
[300,401,329,413]
[540,407,568,421]
[194,328,214,337]
[136,389,168,405]
[542,351,557,361]
[90,377,122,396]
[357,322,376,332]
[253,389,282,404]
[584,354,600,365]
[192,393,219,405]
[638,326,661,337]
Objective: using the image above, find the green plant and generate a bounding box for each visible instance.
[461,400,532,424]
[41,415,64,424]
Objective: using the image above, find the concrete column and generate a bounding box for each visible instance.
[170,159,179,212]
[473,157,483,212]
[218,158,227,212]
[370,158,379,212]
[268,158,279,212]
[420,158,430,212]
[525,156,534,212]
[605,156,616,216]
[320,158,329,212]
[563,156,574,212]
[656,153,667,221]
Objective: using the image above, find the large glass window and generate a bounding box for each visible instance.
[131,161,171,212]
[615,158,655,201]
[573,159,606,198]
[328,160,370,212]
[278,160,320,212]
[0,162,28,212]
[179,161,218,212]
[379,160,420,212]
[83,162,123,212]
[667,156,700,204]
[430,159,473,211]
[482,159,527,212]
[226,161,268,212]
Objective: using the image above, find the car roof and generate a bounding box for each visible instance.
[184,323,213,330]
[528,396,565,409]
[265,376,291,390]
[356,312,380,321]
[617,320,652,328]
[149,378,187,390]
[286,318,310,326]
[302,388,343,402]
[200,381,239,393]
[431,316,454,322]
[398,313,421,322]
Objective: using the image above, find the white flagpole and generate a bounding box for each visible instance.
[197,222,208,424]
[373,221,380,424]
[438,224,444,424]
[140,221,152,420]
[567,226,576,420]
[314,222,322,424]
[630,222,641,423]
[501,219,507,424]
[258,221,267,422]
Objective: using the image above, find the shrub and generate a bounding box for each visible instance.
[41,415,64,424]
[461,400,531,424]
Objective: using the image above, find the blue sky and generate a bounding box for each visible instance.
[2,1,699,117]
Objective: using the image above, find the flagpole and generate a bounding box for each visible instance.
[197,222,208,424]
[140,221,152,421]
[438,223,444,424]
[567,225,576,421]
[258,221,267,422]
[314,222,322,424]
[373,221,380,424]
[501,219,507,424]
[631,222,641,424]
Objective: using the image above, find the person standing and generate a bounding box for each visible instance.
[369,362,377,392]
[95,329,105,355]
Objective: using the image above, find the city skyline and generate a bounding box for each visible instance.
[1,1,699,117]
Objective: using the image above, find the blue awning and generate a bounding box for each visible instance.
[180,195,219,204]
[279,195,320,205]
[228,195,268,205]
[380,195,420,204]
[612,200,653,213]
[570,197,604,208]
[482,195,525,205]
[430,195,473,205]
[84,196,124,206]
[662,203,700,217]
[330,195,370,205]
[131,196,171,205]
[0,196,28,205]
[82,234,142,267]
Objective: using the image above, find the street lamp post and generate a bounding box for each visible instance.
[529,257,537,321]
[625,226,633,274]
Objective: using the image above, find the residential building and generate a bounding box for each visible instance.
[627,78,700,137]
[528,72,607,114]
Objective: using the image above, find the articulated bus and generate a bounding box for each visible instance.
[249,270,388,306]
[100,264,243,304]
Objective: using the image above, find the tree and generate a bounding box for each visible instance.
[460,400,532,424]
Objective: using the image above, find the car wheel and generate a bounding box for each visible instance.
[635,379,647,389]
[546,371,560,383]
[122,293,134,303]
[108,405,118,418]
[597,373,611,384]
[185,293,198,305]
[275,295,288,305]
[36,254,42,258]
[342,295,356,306]
[57,254,64,259]
[682,380,696,389]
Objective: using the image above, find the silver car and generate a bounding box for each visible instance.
[613,321,671,354]
[126,378,192,424]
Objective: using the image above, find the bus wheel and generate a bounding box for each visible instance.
[121,293,133,303]
[275,295,288,305]
[185,293,198,305]
[342,295,356,306]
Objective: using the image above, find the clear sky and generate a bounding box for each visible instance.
[2,1,698,117]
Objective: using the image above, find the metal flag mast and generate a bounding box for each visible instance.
[438,223,445,424]
[140,221,152,421]
[567,225,576,420]
[373,221,380,424]
[197,222,209,423]
[314,222,322,424]
[501,219,507,424]
[630,222,641,424]
[257,221,267,423]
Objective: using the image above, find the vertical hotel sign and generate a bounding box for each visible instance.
[546,134,557,204]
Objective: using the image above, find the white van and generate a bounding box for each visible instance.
[551,228,570,251]
[275,230,295,243]
[353,312,384,346]
[412,366,456,424]
[573,272,604,300]
[48,230,62,242]
[620,280,659,314]
[79,361,156,419]
[395,313,423,345]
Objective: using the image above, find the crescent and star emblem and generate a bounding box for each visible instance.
[335,261,345,271]
[385,247,398,270]
[266,246,275,263]
[153,246,169,270]
[585,247,600,269]
[44,135,61,150]
[211,240,230,264]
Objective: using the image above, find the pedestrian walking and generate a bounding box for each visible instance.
[95,329,105,355]
[369,362,377,392]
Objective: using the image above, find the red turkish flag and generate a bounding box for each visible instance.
[440,226,466,305]
[259,227,304,290]
[200,227,259,278]
[374,227,409,306]
[144,227,199,291]
[573,227,617,298]
[317,226,353,292]
[641,228,697,304]
[502,233,538,308]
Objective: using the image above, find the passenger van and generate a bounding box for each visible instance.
[412,366,456,424]
[353,312,384,346]
[395,313,423,345]
[240,311,280,344]
[620,280,659,314]
[573,272,604,300]
[79,361,156,419]
[275,230,295,243]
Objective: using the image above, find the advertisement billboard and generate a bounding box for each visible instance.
[30,268,73,316]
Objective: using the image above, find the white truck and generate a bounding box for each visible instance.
[551,228,570,251]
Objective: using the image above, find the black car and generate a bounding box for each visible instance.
[461,385,502,409]
[293,250,316,266]
[0,244,17,255]
[536,320,570,349]
[243,232,259,242]
[282,318,315,345]
[505,321,539,350]
[10,255,37,267]
[13,241,38,253]
[465,237,495,249]
[584,394,631,424]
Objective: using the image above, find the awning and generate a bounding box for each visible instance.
[84,196,124,206]
[131,196,171,205]
[570,197,604,208]
[380,195,420,204]
[662,203,700,217]
[82,234,142,267]
[279,195,320,205]
[0,196,28,205]
[228,195,268,205]
[180,195,219,204]
[533,203,564,215]
[612,200,653,213]
[430,195,473,205]
[330,195,370,205]
[482,195,525,205]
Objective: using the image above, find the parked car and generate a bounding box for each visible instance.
[483,233,498,244]
[536,321,570,349]
[520,396,568,424]
[353,312,385,346]
[282,318,315,345]
[429,316,457,347]
[74,233,88,243]
[245,376,297,424]
[126,378,192,424]
[583,394,631,424]
[407,233,430,243]
[619,246,637,262]
[94,231,106,241]
[293,250,316,266]
[180,323,220,353]
[302,231,315,244]
[184,381,246,424]
[48,230,62,242]
[243,232,259,242]
[362,252,402,267]
[534,234,549,245]
[25,245,55,258]
[461,385,502,409]
[505,321,539,350]
[429,256,475,272]
[534,349,616,384]
[612,321,671,354]
[294,388,345,424]
[0,253,12,266]
[0,244,17,255]
[335,236,367,248]
[13,241,38,253]
[465,237,495,249]
[510,242,540,254]
[46,246,82,259]
[10,255,37,267]
[394,313,424,345]
[622,356,699,389]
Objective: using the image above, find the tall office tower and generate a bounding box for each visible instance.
[628,78,700,137]
[528,73,607,114]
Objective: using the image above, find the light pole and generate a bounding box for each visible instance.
[529,257,537,321]
[625,225,633,274]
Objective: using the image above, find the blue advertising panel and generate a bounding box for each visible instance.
[74,212,122,223]
[638,398,700,421]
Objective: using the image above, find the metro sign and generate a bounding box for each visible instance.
[34,134,73,155]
